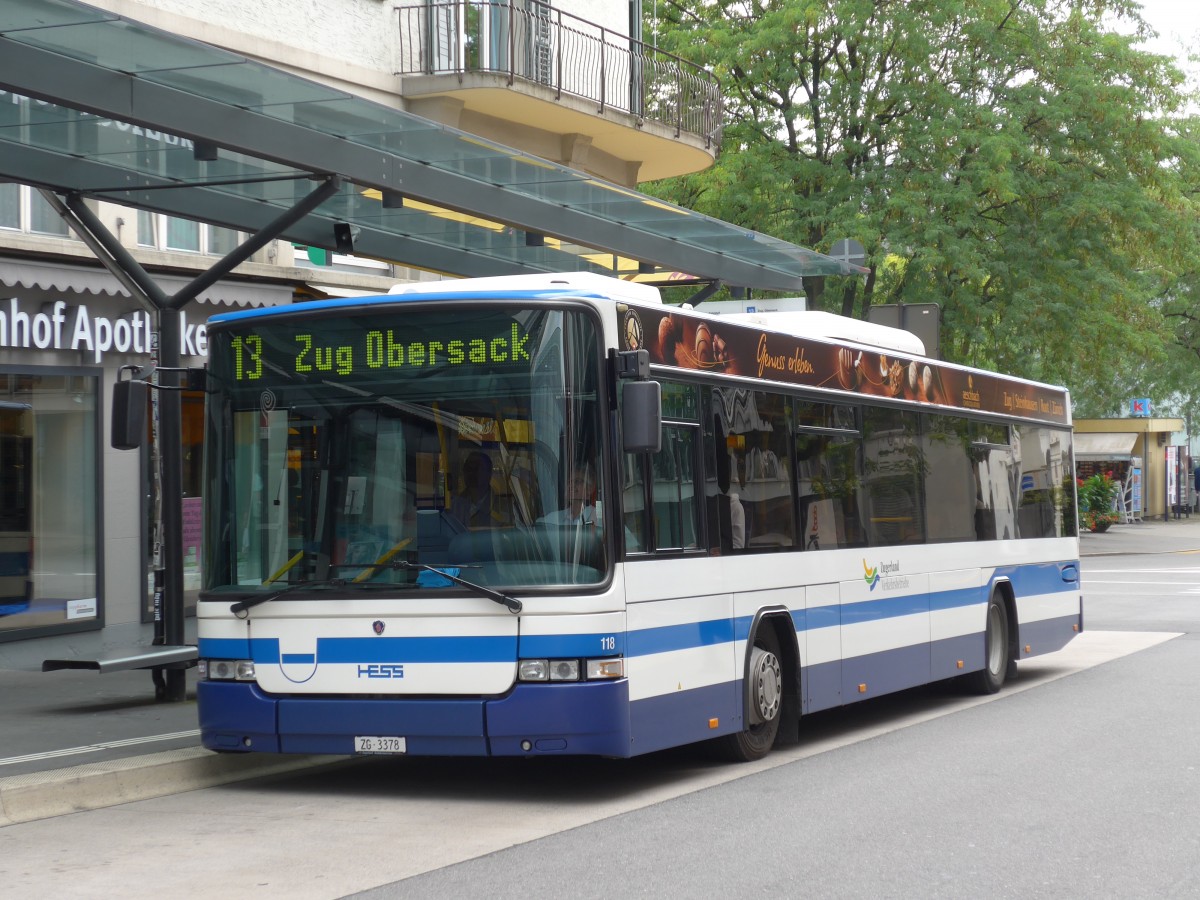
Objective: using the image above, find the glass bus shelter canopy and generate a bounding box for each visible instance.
[0,0,862,292]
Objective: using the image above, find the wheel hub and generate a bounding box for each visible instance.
[748,646,782,725]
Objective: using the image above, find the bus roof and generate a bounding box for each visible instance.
[389,273,663,305]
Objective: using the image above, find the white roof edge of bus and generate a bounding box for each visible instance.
[388,273,663,305]
[718,310,927,356]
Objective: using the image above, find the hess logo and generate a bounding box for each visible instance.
[357,663,405,679]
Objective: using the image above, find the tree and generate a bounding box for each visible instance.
[646,0,1200,411]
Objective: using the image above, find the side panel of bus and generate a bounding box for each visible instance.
[624,556,739,755]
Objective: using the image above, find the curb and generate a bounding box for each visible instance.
[0,748,350,827]
[1081,546,1200,559]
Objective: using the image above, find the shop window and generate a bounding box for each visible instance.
[166,217,200,252]
[0,371,99,640]
[138,210,243,257]
[28,189,70,236]
[0,184,77,237]
[0,182,18,230]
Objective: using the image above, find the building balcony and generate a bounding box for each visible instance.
[397,0,723,185]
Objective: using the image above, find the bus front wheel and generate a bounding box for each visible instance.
[717,626,783,762]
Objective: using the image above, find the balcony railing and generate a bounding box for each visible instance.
[397,1,723,148]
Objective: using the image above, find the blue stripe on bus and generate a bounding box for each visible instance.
[838,592,928,625]
[313,636,516,663]
[198,638,251,658]
[930,586,984,612]
[626,618,736,657]
[199,636,516,665]
[995,562,1076,594]
[196,560,1080,667]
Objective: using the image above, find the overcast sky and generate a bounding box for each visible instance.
[1131,0,1199,74]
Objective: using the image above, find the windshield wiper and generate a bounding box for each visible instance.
[228,577,388,617]
[229,563,522,616]
[395,561,522,614]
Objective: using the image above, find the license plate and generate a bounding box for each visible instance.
[354,735,407,754]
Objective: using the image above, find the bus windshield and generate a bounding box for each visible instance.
[202,303,608,595]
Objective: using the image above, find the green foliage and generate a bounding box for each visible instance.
[1077,471,1121,530]
[645,0,1200,413]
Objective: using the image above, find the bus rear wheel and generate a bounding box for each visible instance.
[717,626,783,762]
[966,591,1010,695]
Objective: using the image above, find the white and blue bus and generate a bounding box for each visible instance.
[196,273,1080,761]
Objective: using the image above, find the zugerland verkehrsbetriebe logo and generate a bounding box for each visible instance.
[863,559,908,592]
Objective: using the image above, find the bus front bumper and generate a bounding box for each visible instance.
[198,679,632,758]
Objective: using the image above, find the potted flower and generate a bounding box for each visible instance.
[1078,472,1121,533]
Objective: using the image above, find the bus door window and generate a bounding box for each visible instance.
[793,400,863,550]
[970,422,1017,540]
[862,406,925,546]
[1014,423,1072,539]
[731,391,795,552]
[650,424,700,551]
[620,448,648,553]
[625,380,699,554]
[703,387,732,554]
[920,414,976,543]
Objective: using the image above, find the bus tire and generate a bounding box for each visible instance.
[966,591,1009,695]
[717,625,783,762]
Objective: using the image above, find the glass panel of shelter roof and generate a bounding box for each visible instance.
[0,0,857,288]
[284,103,442,145]
[437,151,589,189]
[8,19,236,72]
[143,64,352,112]
[0,0,111,29]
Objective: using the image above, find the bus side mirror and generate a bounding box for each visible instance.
[622,380,662,454]
[111,378,148,450]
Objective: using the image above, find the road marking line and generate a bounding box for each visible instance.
[0,730,200,767]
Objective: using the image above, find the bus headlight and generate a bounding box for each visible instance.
[200,659,256,681]
[549,659,580,682]
[518,658,623,682]
[518,659,549,681]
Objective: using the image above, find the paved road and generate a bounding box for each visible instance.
[0,629,1185,899]
[2,545,1197,898]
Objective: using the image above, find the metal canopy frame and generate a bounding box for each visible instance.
[0,0,863,699]
[0,0,864,290]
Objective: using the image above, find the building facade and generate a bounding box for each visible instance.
[0,0,715,665]
[1074,417,1188,521]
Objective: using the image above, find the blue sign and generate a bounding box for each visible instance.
[1129,398,1151,417]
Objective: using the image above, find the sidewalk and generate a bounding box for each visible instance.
[1078,511,1200,557]
[3,514,1199,827]
[0,665,346,826]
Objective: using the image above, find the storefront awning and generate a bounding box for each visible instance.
[1074,432,1139,461]
[0,257,293,307]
